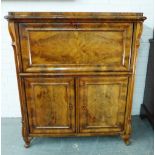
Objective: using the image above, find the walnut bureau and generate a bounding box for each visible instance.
[5,12,146,147]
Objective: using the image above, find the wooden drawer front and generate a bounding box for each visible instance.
[19,23,133,73]
[79,76,128,133]
[24,77,75,134]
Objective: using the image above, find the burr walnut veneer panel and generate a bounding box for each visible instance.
[24,77,75,134]
[79,76,128,133]
[5,12,146,147]
[19,23,133,72]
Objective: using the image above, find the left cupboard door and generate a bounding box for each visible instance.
[24,77,76,135]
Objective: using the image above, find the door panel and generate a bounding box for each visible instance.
[19,23,133,72]
[24,77,75,134]
[79,76,128,133]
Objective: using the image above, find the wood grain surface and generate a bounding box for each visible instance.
[19,23,133,72]
[79,76,128,133]
[24,77,75,134]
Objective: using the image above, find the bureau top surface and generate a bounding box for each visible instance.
[5,12,146,21]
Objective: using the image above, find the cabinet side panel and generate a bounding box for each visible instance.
[8,22,30,143]
[122,22,144,139]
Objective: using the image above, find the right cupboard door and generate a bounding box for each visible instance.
[79,76,129,133]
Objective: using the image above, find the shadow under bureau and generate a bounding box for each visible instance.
[5,12,146,147]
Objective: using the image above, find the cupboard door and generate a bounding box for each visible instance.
[24,77,75,134]
[79,76,128,133]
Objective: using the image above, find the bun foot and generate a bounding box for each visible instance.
[24,143,30,148]
[23,137,32,148]
[121,134,131,145]
[124,139,131,145]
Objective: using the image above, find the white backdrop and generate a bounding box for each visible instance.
[1,0,154,117]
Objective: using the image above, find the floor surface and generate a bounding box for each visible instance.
[1,116,154,155]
